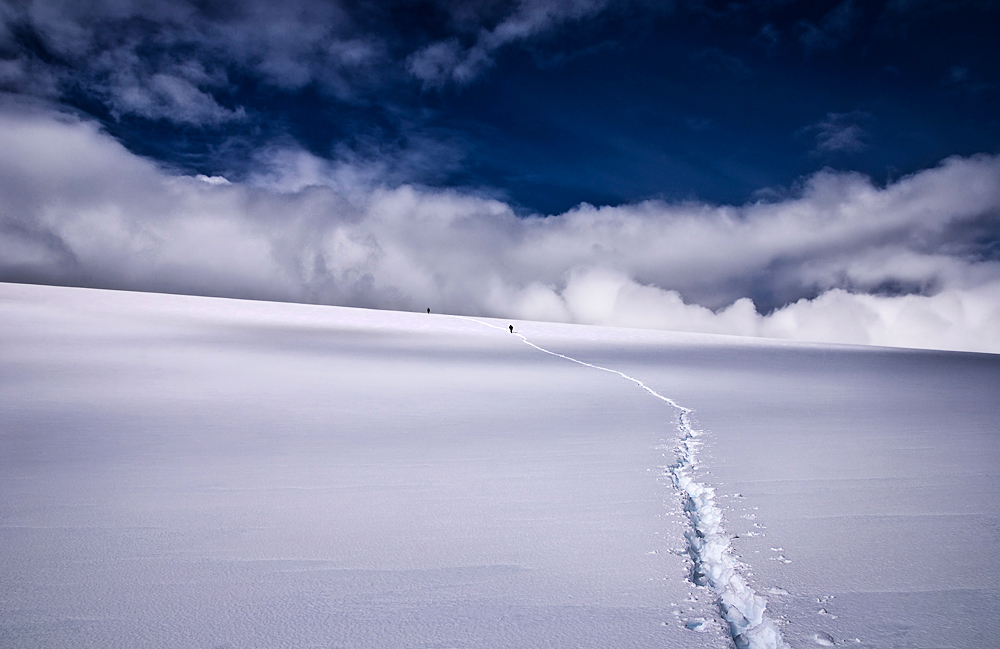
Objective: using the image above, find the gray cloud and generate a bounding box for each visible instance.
[2,104,1000,353]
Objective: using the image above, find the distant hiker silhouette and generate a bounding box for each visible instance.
[427,308,430,314]
[509,325,514,333]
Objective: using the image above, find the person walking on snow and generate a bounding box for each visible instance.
[509,325,514,333]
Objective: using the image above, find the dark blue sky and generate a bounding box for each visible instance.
[6,0,997,215]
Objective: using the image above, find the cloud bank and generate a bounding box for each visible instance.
[2,103,1000,354]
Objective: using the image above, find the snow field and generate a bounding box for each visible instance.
[1,283,711,648]
[3,282,1000,648]
[477,317,790,648]
[523,326,1000,648]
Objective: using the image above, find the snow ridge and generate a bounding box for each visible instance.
[456,317,791,649]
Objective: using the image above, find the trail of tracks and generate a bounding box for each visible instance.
[455,316,791,649]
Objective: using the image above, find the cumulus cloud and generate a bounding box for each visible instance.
[2,104,1000,353]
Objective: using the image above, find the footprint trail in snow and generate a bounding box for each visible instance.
[456,317,792,649]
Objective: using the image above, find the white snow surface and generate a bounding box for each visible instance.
[2,282,999,649]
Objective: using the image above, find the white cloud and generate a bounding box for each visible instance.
[408,0,612,87]
[804,111,870,154]
[547,268,1000,353]
[407,40,464,87]
[2,0,386,124]
[106,70,246,125]
[2,104,1000,353]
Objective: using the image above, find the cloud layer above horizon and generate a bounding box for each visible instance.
[3,105,999,354]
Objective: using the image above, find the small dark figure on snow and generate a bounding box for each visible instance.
[427,308,430,314]
[509,324,514,333]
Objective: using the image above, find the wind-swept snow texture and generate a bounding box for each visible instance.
[3,282,1000,649]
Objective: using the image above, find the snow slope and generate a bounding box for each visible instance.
[2,282,999,648]
[525,323,1000,648]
